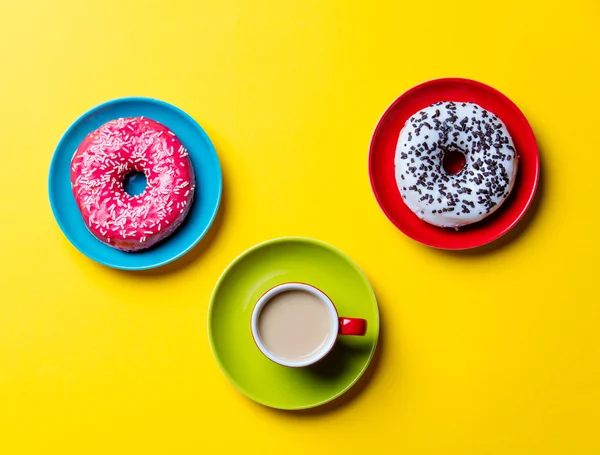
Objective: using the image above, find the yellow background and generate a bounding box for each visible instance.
[1,0,599,453]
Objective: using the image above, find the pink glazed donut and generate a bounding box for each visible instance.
[70,117,195,251]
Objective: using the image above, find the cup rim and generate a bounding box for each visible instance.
[251,282,339,368]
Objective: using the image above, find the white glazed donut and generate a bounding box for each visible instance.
[394,101,518,228]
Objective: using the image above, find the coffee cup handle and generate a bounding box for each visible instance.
[339,317,367,336]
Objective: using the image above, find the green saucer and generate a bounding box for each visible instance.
[208,237,379,410]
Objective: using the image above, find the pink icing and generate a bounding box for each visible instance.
[70,117,195,251]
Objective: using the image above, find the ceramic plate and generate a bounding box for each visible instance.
[208,237,379,410]
[48,97,222,270]
[369,78,539,249]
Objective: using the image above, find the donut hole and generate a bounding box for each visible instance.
[442,150,467,175]
[123,171,147,197]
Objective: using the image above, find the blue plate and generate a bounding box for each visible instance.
[48,97,222,270]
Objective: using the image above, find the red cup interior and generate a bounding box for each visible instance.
[369,78,540,250]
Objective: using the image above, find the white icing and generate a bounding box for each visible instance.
[394,101,518,228]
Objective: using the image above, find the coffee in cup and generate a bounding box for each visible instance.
[251,282,366,367]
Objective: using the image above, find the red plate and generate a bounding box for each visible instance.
[369,78,540,250]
